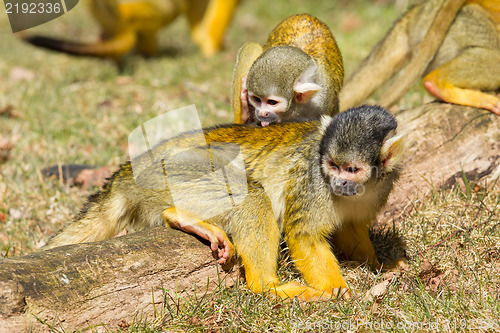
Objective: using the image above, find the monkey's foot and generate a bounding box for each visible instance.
[382,257,409,271]
[369,258,383,271]
[490,99,500,116]
[266,281,351,301]
[191,27,218,57]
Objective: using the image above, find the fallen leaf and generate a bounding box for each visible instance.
[0,105,17,118]
[418,258,447,292]
[74,166,112,190]
[419,258,434,274]
[365,279,390,302]
[340,13,363,33]
[9,66,35,82]
[428,275,443,292]
[188,316,202,326]
[9,208,22,219]
[117,320,130,329]
[0,137,14,163]
[42,164,112,190]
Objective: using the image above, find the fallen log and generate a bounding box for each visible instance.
[383,102,499,219]
[0,227,237,332]
[0,103,498,331]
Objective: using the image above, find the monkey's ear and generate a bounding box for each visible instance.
[380,134,404,172]
[294,83,321,103]
[294,64,320,103]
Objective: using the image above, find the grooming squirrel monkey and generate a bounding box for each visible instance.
[22,0,238,61]
[44,105,403,301]
[232,14,344,126]
[340,0,500,115]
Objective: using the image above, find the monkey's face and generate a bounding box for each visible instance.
[320,155,372,197]
[318,105,402,198]
[247,91,289,127]
[246,46,316,127]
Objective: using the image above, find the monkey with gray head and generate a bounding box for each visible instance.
[232,14,344,126]
[44,105,404,301]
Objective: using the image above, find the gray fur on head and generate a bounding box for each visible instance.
[319,105,397,165]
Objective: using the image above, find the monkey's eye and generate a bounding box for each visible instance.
[252,96,261,104]
[329,160,339,170]
[267,99,278,105]
[346,167,360,173]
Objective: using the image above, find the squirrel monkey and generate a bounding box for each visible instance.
[22,0,239,62]
[339,0,500,115]
[232,14,344,126]
[43,105,404,301]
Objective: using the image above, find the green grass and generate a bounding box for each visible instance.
[1,0,499,331]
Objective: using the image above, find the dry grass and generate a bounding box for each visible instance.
[109,181,498,333]
[1,0,499,331]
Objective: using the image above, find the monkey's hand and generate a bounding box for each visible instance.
[240,75,251,123]
[209,228,236,270]
[162,207,235,271]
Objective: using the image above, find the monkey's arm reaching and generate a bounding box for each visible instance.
[279,163,351,299]
[331,222,379,267]
[162,207,235,270]
[419,1,500,115]
[423,51,500,115]
[231,42,263,124]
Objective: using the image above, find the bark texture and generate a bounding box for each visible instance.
[0,227,237,332]
[384,103,499,219]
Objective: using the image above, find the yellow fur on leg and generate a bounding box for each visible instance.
[424,71,500,115]
[287,235,351,299]
[332,222,380,269]
[189,0,239,56]
[240,252,332,301]
[162,207,235,270]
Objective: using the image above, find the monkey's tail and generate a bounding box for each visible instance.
[43,169,138,249]
[380,0,466,107]
[21,30,136,60]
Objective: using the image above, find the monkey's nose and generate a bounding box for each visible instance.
[255,110,278,124]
